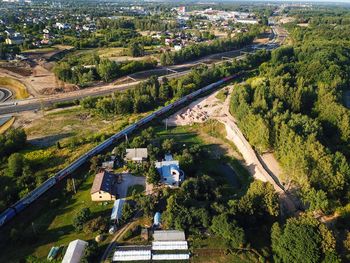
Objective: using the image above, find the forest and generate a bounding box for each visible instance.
[230,14,350,261]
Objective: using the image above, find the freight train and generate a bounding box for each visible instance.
[0,74,236,228]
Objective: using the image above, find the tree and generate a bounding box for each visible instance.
[302,188,329,212]
[7,153,25,177]
[73,208,91,231]
[122,202,135,222]
[162,138,175,153]
[81,241,99,263]
[211,213,245,248]
[128,42,144,57]
[97,59,118,82]
[146,165,160,185]
[271,217,338,263]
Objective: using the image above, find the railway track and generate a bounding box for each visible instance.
[0,28,283,228]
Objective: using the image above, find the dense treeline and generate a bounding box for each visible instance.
[54,53,157,86]
[160,30,260,66]
[230,24,350,213]
[97,17,178,32]
[81,49,271,115]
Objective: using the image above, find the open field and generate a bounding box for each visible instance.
[0,107,151,262]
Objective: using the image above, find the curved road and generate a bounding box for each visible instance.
[0,87,12,103]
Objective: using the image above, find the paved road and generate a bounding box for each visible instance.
[0,42,278,115]
[0,87,12,103]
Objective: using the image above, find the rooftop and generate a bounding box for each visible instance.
[153,230,186,241]
[90,171,116,195]
[62,239,88,263]
[125,148,148,161]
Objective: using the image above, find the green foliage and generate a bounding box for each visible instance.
[128,42,144,57]
[0,128,26,158]
[73,208,92,231]
[83,216,107,234]
[211,213,246,248]
[7,153,25,177]
[54,54,157,86]
[81,241,99,263]
[146,165,160,185]
[160,30,260,66]
[230,21,350,207]
[122,202,136,222]
[271,216,338,263]
[302,188,329,212]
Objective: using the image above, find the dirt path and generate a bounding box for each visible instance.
[167,86,298,215]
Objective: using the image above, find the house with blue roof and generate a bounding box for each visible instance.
[155,154,184,187]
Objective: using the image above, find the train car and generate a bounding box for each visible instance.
[0,75,239,229]
[0,208,16,227]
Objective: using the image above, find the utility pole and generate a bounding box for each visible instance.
[72,178,76,194]
[32,222,36,235]
[165,118,168,131]
[125,134,129,145]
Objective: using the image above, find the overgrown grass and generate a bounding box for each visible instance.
[0,76,29,99]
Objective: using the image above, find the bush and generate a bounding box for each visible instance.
[83,216,107,234]
[73,208,91,231]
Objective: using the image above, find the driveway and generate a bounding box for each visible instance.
[116,173,145,199]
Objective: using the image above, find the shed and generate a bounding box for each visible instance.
[153,212,161,226]
[62,239,88,263]
[111,199,125,221]
[125,148,148,162]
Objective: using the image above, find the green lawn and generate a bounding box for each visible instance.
[0,173,114,262]
[0,107,152,262]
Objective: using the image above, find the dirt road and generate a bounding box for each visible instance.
[167,87,298,214]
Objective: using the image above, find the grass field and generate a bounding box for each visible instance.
[0,107,150,262]
[0,173,114,262]
[0,76,29,99]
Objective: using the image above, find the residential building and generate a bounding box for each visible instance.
[155,154,184,187]
[90,171,117,201]
[62,239,88,263]
[125,148,148,162]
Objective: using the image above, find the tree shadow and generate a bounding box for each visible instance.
[28,132,73,147]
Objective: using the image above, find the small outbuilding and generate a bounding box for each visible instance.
[153,212,161,227]
[125,148,148,162]
[62,239,88,263]
[110,199,125,223]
